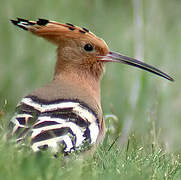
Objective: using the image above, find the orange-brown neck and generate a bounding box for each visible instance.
[53,61,104,109]
[54,70,101,105]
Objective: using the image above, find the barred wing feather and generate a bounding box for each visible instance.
[9,96,100,154]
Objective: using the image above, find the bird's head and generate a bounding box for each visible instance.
[11,18,174,82]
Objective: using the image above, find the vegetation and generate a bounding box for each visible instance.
[0,0,180,179]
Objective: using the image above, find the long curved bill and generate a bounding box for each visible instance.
[97,51,174,82]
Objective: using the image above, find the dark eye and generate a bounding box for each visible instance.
[84,43,94,52]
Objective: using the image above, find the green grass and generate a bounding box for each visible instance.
[0,124,181,180]
[1,0,181,179]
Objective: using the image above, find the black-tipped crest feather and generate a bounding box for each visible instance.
[37,18,49,26]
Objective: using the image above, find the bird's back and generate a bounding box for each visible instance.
[10,80,102,154]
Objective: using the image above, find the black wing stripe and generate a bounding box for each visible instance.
[33,121,60,129]
[14,126,30,138]
[31,127,71,144]
[16,103,40,114]
[40,111,90,127]
[83,127,91,143]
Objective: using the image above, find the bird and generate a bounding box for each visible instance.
[9,18,174,156]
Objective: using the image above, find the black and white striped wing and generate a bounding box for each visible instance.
[10,96,100,154]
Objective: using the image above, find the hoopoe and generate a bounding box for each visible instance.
[9,18,173,155]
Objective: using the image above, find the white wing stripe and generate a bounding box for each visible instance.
[31,122,85,147]
[89,121,99,144]
[31,135,73,153]
[73,106,96,123]
[21,98,79,112]
[21,98,97,124]
[36,116,66,124]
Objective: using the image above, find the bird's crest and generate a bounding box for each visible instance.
[10,18,97,45]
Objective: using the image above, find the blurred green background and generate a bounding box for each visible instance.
[0,0,180,151]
